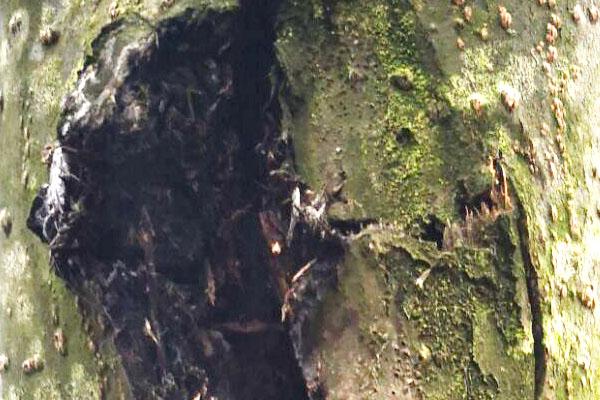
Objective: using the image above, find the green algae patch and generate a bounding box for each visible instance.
[276,0,467,225]
[384,230,533,400]
[298,222,534,399]
[473,305,534,400]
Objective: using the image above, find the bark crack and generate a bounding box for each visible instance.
[514,194,546,399]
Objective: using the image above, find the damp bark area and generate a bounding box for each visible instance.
[26,3,323,399]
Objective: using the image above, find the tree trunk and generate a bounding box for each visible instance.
[1,0,597,399]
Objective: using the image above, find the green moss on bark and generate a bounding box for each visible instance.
[275,0,578,398]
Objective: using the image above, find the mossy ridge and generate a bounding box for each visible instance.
[362,1,459,225]
[276,0,527,226]
[275,0,539,398]
[276,0,461,223]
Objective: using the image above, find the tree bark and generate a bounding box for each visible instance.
[0,1,133,398]
[1,0,597,399]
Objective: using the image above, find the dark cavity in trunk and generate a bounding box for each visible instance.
[26,2,334,399]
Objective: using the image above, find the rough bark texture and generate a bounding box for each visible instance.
[1,0,599,399]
